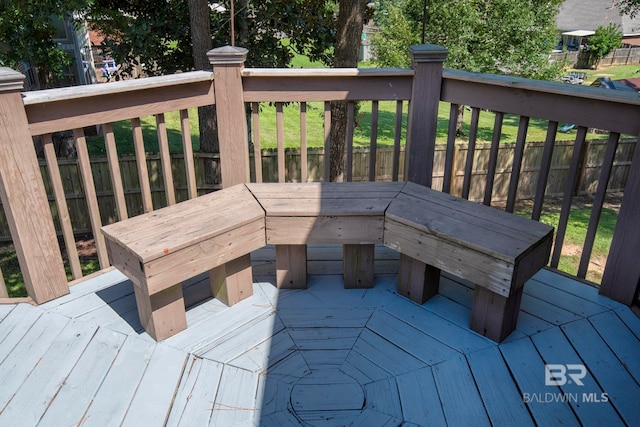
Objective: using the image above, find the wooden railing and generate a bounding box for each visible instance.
[0,44,638,308]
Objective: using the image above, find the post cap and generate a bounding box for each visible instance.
[0,68,26,92]
[409,44,449,63]
[208,46,249,65]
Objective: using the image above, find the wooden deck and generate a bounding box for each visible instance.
[0,245,638,426]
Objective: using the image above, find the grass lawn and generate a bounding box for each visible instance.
[569,64,640,85]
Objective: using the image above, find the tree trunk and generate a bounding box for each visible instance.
[456,104,465,137]
[188,0,219,186]
[329,0,368,182]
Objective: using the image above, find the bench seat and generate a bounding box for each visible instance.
[248,182,403,289]
[384,182,554,342]
[103,181,553,343]
[102,184,265,340]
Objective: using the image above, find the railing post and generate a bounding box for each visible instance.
[208,46,250,187]
[405,44,448,187]
[0,68,68,303]
[600,137,640,305]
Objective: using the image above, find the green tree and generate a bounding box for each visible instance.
[372,0,563,134]
[373,0,563,80]
[0,0,89,88]
[588,23,622,67]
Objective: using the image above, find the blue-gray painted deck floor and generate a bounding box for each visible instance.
[0,245,639,426]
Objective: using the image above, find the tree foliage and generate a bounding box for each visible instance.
[372,0,564,80]
[618,0,640,18]
[84,0,337,77]
[588,23,622,63]
[0,0,89,87]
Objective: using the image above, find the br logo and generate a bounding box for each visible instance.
[545,364,587,386]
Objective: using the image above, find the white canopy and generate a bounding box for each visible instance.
[562,30,596,37]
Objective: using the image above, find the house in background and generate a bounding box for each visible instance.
[556,0,640,50]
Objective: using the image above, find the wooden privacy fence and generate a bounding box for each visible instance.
[550,47,640,68]
[0,138,634,241]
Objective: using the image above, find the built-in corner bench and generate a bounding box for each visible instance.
[102,182,553,342]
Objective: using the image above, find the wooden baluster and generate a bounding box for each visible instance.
[578,132,620,279]
[461,107,480,200]
[483,112,504,206]
[324,101,331,182]
[442,103,459,193]
[369,100,379,182]
[345,101,355,182]
[0,271,7,298]
[103,123,128,220]
[300,102,308,183]
[506,116,529,213]
[276,102,285,183]
[392,100,403,182]
[42,133,82,279]
[252,102,263,183]
[532,121,558,221]
[156,113,176,206]
[551,126,588,269]
[131,117,153,212]
[180,109,198,199]
[74,128,110,269]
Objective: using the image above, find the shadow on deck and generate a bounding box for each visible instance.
[0,246,638,426]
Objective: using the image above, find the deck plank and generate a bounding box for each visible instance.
[520,293,583,325]
[531,326,624,426]
[500,337,579,426]
[0,304,14,320]
[288,327,360,350]
[300,349,351,370]
[525,278,609,317]
[363,377,403,420]
[0,319,97,426]
[615,306,640,340]
[0,304,43,362]
[209,365,259,426]
[166,356,224,427]
[366,309,460,366]
[80,335,156,426]
[277,307,374,328]
[122,344,189,427]
[562,318,640,425]
[432,354,490,427]
[589,310,640,384]
[353,328,427,376]
[532,268,620,309]
[202,312,283,363]
[396,366,447,426]
[37,327,127,427]
[226,328,295,373]
[379,292,494,353]
[341,348,393,384]
[466,346,535,427]
[0,311,69,410]
[38,269,128,309]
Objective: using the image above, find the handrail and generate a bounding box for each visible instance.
[442,69,640,136]
[24,71,214,135]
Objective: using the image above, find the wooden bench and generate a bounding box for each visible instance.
[247,182,403,289]
[102,181,552,343]
[384,182,554,342]
[101,185,266,341]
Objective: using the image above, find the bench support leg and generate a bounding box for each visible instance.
[397,254,440,304]
[210,254,254,306]
[471,285,523,342]
[343,244,375,289]
[134,283,187,341]
[276,244,307,289]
